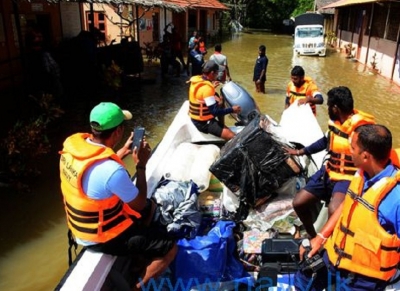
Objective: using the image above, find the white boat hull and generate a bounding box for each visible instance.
[55,100,333,291]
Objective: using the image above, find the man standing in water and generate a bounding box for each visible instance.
[253,45,268,93]
[188,60,241,140]
[209,44,231,83]
[285,65,323,116]
[59,102,177,290]
[286,86,375,238]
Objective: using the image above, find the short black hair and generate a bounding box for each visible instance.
[354,124,392,162]
[202,60,219,73]
[215,44,222,52]
[91,123,120,139]
[291,65,305,77]
[259,45,266,52]
[327,86,354,115]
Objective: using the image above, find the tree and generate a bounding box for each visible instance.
[221,0,315,31]
[224,0,255,26]
[291,0,315,17]
[246,0,297,31]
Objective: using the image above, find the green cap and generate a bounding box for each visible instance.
[90,102,132,131]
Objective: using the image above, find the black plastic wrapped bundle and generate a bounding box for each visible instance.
[210,115,301,220]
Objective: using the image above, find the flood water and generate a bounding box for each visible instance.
[1,32,400,291]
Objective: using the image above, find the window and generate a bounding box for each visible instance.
[354,9,363,34]
[370,4,387,39]
[339,8,350,31]
[86,11,107,42]
[386,2,400,41]
[364,6,372,35]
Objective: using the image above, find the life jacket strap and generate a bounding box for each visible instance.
[66,200,123,219]
[329,125,349,138]
[334,244,352,260]
[66,202,123,223]
[327,163,356,175]
[68,214,127,234]
[330,152,353,162]
[340,223,355,237]
[346,189,375,211]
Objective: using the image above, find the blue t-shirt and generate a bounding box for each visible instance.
[188,36,197,49]
[253,55,268,81]
[362,163,400,237]
[81,139,138,202]
[77,139,139,246]
[82,159,138,203]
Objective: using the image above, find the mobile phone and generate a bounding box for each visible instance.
[131,127,145,153]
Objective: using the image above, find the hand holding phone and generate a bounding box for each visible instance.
[131,127,145,153]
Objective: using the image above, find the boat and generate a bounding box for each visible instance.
[54,100,230,291]
[54,82,329,291]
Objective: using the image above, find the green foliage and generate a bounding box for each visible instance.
[221,0,315,30]
[291,0,315,17]
[1,94,64,180]
[246,0,297,30]
[344,43,355,58]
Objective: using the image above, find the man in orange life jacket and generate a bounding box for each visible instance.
[285,65,323,116]
[189,60,241,140]
[286,86,375,238]
[59,102,177,290]
[294,124,400,291]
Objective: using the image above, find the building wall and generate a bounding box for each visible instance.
[0,0,62,91]
[0,1,223,92]
[368,38,397,79]
[82,3,126,45]
[80,4,170,48]
[142,9,162,44]
[78,5,221,49]
[336,29,400,84]
[17,1,63,46]
[393,45,400,85]
[334,3,400,86]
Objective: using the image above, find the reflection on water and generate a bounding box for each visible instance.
[1,32,399,291]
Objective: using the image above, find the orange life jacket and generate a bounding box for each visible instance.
[188,76,215,121]
[326,110,375,181]
[287,76,319,115]
[390,148,400,165]
[59,133,141,243]
[325,166,400,280]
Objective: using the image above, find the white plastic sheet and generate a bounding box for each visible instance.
[163,142,220,191]
[279,100,327,168]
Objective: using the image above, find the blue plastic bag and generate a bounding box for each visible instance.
[173,220,253,289]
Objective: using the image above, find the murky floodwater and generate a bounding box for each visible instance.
[1,32,400,291]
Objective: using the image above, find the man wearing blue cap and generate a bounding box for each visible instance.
[59,102,177,290]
